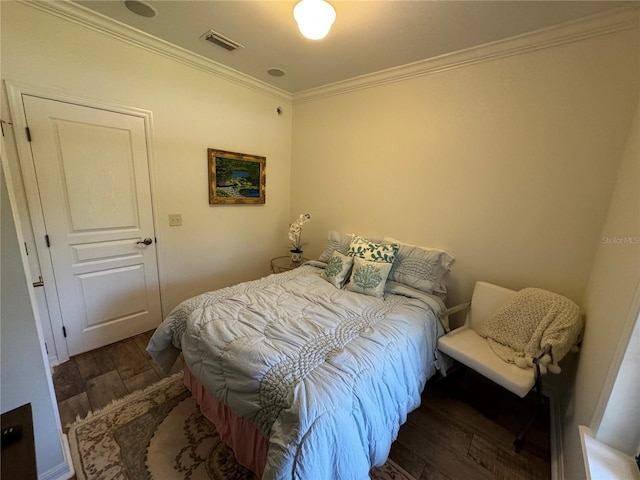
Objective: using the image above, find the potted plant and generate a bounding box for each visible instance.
[288,213,311,262]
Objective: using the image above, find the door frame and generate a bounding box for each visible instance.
[5,80,165,364]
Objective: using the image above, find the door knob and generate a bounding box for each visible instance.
[136,238,153,245]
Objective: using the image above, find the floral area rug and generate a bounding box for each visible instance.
[68,373,415,479]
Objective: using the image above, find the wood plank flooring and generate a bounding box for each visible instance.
[53,330,182,430]
[390,367,551,480]
[53,334,550,479]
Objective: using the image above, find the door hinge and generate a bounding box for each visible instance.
[45,234,50,247]
[25,126,32,142]
[45,342,49,354]
[24,242,29,256]
[62,326,67,338]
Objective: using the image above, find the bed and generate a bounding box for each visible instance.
[147,233,454,479]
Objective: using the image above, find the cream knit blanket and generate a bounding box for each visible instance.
[476,287,583,373]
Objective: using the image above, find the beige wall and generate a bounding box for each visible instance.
[1,2,293,314]
[292,28,639,311]
[291,26,639,479]
[562,99,640,479]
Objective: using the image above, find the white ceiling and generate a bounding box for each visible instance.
[75,1,633,94]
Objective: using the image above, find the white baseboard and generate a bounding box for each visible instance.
[48,354,60,367]
[48,355,60,376]
[38,432,75,480]
[547,387,565,480]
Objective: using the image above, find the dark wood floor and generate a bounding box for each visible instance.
[389,368,551,480]
[53,330,182,430]
[53,334,550,480]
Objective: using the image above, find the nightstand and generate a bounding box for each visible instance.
[271,256,308,273]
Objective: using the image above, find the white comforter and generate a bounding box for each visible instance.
[147,263,445,479]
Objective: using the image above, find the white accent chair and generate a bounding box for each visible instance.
[437,281,542,450]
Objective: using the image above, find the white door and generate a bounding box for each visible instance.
[23,95,162,356]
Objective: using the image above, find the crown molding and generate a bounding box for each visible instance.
[18,2,638,106]
[19,0,293,103]
[293,6,640,104]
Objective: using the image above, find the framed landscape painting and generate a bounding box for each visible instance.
[208,149,266,204]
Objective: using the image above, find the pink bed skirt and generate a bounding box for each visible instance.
[183,365,268,478]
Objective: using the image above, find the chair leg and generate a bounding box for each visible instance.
[513,358,544,452]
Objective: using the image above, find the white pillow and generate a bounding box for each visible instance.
[384,236,454,294]
[318,231,353,263]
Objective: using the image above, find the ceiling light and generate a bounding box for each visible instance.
[293,0,336,40]
[124,0,157,18]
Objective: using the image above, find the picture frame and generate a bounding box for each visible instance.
[208,148,266,204]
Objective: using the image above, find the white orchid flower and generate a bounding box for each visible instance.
[288,213,311,251]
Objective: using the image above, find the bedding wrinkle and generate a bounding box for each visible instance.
[147,264,445,479]
[257,306,393,435]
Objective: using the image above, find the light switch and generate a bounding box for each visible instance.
[168,214,182,226]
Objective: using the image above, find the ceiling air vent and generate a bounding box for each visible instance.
[200,30,244,52]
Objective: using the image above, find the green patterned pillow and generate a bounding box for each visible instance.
[321,251,354,289]
[348,235,398,263]
[345,257,393,298]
